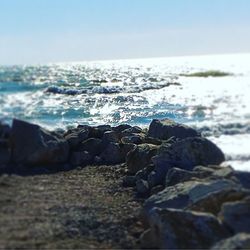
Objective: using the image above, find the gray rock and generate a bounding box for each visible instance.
[10,119,69,165]
[122,175,136,187]
[0,139,10,165]
[126,144,159,174]
[121,135,143,144]
[219,197,250,234]
[166,165,235,187]
[148,118,200,140]
[136,179,150,195]
[152,137,225,185]
[70,151,92,166]
[100,142,124,164]
[64,128,89,148]
[144,179,247,216]
[102,131,120,144]
[211,233,250,250]
[77,138,103,156]
[144,208,230,249]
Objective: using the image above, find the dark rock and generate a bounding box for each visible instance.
[126,144,159,174]
[96,124,112,133]
[121,135,143,144]
[10,119,69,165]
[70,151,92,166]
[121,126,142,136]
[144,208,230,249]
[64,128,89,148]
[102,131,120,144]
[148,118,200,140]
[151,137,225,185]
[120,143,137,158]
[166,165,235,187]
[211,233,250,250]
[100,143,124,164]
[150,185,164,196]
[0,139,10,165]
[135,165,155,181]
[219,197,250,234]
[88,127,104,139]
[122,175,136,187]
[112,124,131,133]
[77,138,103,156]
[235,171,250,189]
[136,179,150,195]
[144,179,247,216]
[0,123,11,139]
[142,136,163,145]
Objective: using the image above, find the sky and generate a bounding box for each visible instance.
[0,0,250,65]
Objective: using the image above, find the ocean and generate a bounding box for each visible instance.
[0,53,250,171]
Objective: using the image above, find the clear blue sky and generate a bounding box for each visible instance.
[0,0,250,64]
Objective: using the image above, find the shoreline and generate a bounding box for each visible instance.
[0,118,250,249]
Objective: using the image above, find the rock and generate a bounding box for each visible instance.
[144,208,230,249]
[100,143,124,164]
[122,175,136,187]
[120,143,137,158]
[64,128,89,148]
[144,179,247,216]
[0,139,10,165]
[142,136,162,145]
[150,185,164,196]
[235,171,250,189]
[136,179,150,195]
[166,165,235,187]
[10,119,69,165]
[96,124,112,133]
[77,138,103,156]
[219,197,250,234]
[0,123,11,139]
[121,135,143,144]
[70,151,92,166]
[102,131,120,144]
[126,144,159,174]
[135,164,155,181]
[211,233,250,250]
[152,137,225,185]
[148,118,200,140]
[112,124,131,133]
[121,126,142,136]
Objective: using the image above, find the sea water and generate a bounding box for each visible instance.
[0,53,250,171]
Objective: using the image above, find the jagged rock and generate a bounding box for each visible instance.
[70,151,92,166]
[219,197,250,234]
[77,138,103,156]
[100,142,124,164]
[144,208,230,249]
[151,137,225,185]
[211,233,250,250]
[121,126,142,136]
[136,179,150,195]
[166,165,235,187]
[64,128,89,148]
[112,124,131,133]
[126,144,159,174]
[122,175,136,187]
[121,135,143,144]
[10,119,69,165]
[102,131,120,144]
[148,118,200,140]
[0,139,10,165]
[144,179,248,216]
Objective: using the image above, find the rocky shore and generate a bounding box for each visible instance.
[0,118,250,249]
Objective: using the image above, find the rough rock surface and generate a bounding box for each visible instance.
[219,197,250,234]
[11,119,69,165]
[142,208,230,249]
[126,144,158,174]
[211,233,250,250]
[148,118,200,140]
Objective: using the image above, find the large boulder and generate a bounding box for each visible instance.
[126,144,159,174]
[141,208,230,249]
[70,151,92,166]
[64,128,89,149]
[100,142,124,164]
[219,197,250,234]
[0,139,10,165]
[144,179,248,216]
[10,119,69,165]
[151,137,225,185]
[77,138,103,156]
[148,118,200,140]
[211,233,250,250]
